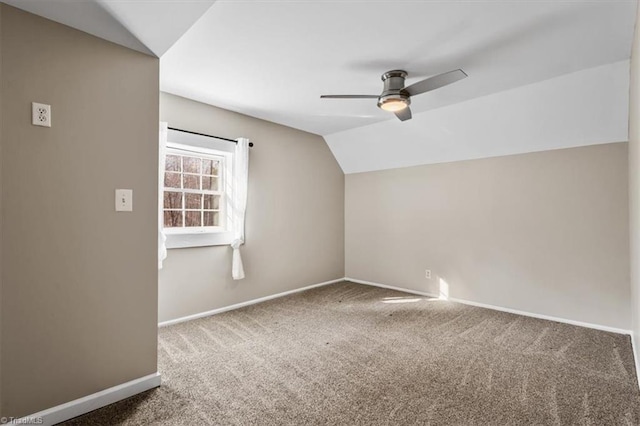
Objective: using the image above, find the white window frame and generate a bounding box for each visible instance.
[163,129,235,249]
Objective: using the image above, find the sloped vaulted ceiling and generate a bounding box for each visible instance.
[2,0,216,57]
[158,0,636,173]
[6,0,637,173]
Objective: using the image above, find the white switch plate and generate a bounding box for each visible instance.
[32,102,51,127]
[115,189,133,212]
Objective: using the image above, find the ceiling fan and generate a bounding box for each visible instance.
[320,69,467,121]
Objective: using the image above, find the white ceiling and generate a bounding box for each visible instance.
[160,0,637,136]
[2,0,215,57]
[5,0,637,174]
[326,60,629,174]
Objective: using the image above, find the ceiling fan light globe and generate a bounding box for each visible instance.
[380,99,408,112]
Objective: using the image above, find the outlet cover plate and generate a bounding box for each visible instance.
[32,102,51,127]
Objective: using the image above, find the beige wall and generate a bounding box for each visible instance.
[630,3,640,372]
[1,6,159,417]
[346,143,630,330]
[159,93,344,323]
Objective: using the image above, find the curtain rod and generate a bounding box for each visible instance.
[168,127,254,147]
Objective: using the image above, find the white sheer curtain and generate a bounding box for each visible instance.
[158,122,168,269]
[230,138,250,280]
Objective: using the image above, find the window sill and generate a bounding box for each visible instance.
[165,231,233,249]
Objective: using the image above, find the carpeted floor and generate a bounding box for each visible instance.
[62,281,640,425]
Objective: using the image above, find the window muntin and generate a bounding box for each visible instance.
[163,146,226,233]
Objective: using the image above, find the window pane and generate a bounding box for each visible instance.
[203,194,220,210]
[185,193,202,209]
[204,211,219,227]
[164,172,181,189]
[164,210,183,228]
[163,149,226,231]
[165,155,181,172]
[183,156,201,174]
[183,174,200,190]
[202,159,220,176]
[164,191,183,209]
[202,176,219,191]
[185,211,201,227]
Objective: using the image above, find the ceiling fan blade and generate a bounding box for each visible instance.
[404,69,467,97]
[320,95,379,99]
[395,107,412,122]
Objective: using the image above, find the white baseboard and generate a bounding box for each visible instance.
[345,277,631,335]
[346,277,439,298]
[446,295,631,335]
[158,278,345,327]
[632,333,640,389]
[160,274,631,335]
[17,372,161,426]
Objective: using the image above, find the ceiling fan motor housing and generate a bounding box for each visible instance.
[377,70,411,110]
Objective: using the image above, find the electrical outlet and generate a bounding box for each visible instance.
[425,269,431,279]
[32,102,51,127]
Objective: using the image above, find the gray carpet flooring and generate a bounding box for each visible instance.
[62,281,640,425]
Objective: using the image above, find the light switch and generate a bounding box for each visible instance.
[115,189,133,212]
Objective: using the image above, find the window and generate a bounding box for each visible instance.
[163,149,224,230]
[162,129,234,248]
